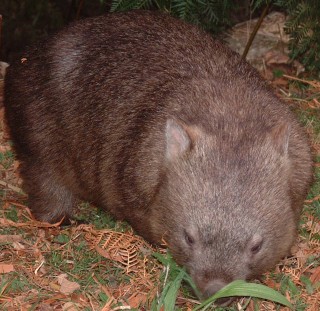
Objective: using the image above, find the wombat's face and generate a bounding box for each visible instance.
[153,119,297,298]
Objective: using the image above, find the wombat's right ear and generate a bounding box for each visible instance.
[165,119,192,160]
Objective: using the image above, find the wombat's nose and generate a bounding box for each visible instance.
[202,279,234,306]
[203,278,227,296]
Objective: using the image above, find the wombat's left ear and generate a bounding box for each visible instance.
[165,119,193,160]
[270,122,290,155]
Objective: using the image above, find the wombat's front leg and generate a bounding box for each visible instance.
[20,162,76,224]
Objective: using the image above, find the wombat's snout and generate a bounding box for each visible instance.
[201,278,235,306]
[201,278,227,299]
[203,278,227,296]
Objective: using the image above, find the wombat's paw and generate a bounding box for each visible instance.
[30,208,71,225]
[70,218,88,226]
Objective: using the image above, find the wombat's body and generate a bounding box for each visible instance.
[4,10,312,298]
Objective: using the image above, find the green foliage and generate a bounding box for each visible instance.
[4,205,19,222]
[0,150,15,169]
[110,0,233,33]
[194,280,293,310]
[248,0,320,75]
[281,0,320,75]
[151,252,199,310]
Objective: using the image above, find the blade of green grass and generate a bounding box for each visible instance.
[193,280,293,310]
[162,269,185,311]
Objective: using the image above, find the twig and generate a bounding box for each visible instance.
[283,74,320,88]
[305,195,320,204]
[242,1,271,60]
[76,0,85,20]
[0,179,24,194]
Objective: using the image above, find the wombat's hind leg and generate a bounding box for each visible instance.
[21,163,76,224]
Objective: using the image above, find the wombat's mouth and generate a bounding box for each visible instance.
[214,296,234,306]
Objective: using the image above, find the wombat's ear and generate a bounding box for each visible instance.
[270,122,290,155]
[165,119,192,160]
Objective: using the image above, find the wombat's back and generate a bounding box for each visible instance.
[4,10,254,214]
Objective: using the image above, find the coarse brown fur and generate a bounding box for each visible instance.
[4,10,313,298]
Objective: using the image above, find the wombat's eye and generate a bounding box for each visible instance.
[184,230,195,246]
[250,240,262,254]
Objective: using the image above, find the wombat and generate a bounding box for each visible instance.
[4,10,313,299]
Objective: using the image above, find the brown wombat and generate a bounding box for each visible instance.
[4,10,313,298]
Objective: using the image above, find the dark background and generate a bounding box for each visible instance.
[0,0,270,62]
[0,0,319,75]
